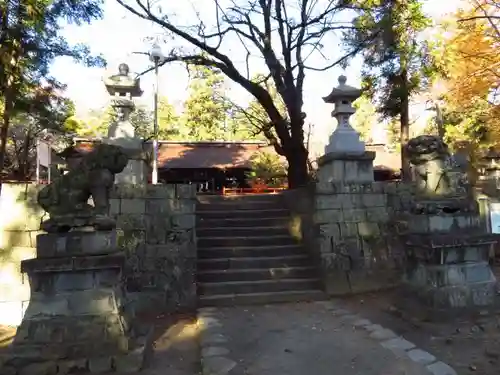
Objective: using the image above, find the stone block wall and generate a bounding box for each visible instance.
[0,184,43,326]
[0,183,196,326]
[314,180,415,295]
[109,184,197,315]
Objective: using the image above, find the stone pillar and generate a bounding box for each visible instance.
[315,76,377,295]
[317,75,375,184]
[2,231,152,374]
[106,99,149,185]
[103,63,149,185]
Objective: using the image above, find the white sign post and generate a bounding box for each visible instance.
[489,202,500,234]
[36,139,52,184]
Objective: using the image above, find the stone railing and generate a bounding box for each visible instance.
[0,183,196,326]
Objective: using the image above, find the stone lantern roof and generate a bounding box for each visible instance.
[322,75,362,103]
[103,63,143,98]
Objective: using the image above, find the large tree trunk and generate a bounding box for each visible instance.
[0,90,13,196]
[285,141,309,189]
[400,68,411,182]
[20,130,33,180]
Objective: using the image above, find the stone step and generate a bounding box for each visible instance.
[196,208,289,220]
[197,235,298,248]
[197,266,316,283]
[197,244,306,259]
[197,216,290,228]
[197,255,310,270]
[196,200,285,211]
[198,290,326,307]
[197,226,290,238]
[198,278,321,295]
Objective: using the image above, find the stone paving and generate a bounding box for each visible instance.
[198,301,458,375]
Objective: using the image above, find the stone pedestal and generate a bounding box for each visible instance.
[105,136,149,185]
[317,151,375,184]
[402,199,498,309]
[2,231,152,374]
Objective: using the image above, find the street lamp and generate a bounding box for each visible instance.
[149,43,165,184]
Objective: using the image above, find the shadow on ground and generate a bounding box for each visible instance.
[341,286,500,375]
[0,312,201,375]
[119,312,201,375]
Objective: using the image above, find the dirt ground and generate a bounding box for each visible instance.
[342,287,500,375]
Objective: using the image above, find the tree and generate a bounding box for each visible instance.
[182,64,230,140]
[246,151,287,188]
[435,0,500,146]
[157,97,181,140]
[115,0,362,188]
[0,0,105,192]
[386,118,401,151]
[229,74,285,142]
[4,92,78,180]
[352,95,378,142]
[343,0,435,180]
[78,99,181,140]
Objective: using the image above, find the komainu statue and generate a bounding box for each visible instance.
[403,135,469,197]
[37,143,129,233]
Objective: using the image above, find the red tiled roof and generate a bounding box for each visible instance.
[156,142,277,169]
[73,139,400,171]
[74,140,277,169]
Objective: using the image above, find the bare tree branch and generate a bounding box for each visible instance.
[115,0,361,186]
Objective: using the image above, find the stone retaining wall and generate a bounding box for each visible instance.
[315,180,414,295]
[111,184,197,315]
[0,183,196,326]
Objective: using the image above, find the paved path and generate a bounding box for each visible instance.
[198,301,457,375]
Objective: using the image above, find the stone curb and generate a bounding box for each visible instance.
[319,301,458,375]
[197,307,237,375]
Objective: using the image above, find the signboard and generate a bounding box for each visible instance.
[37,140,52,167]
[489,202,500,234]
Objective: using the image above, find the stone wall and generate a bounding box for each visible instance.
[0,183,196,326]
[0,184,43,325]
[111,184,197,315]
[315,180,415,295]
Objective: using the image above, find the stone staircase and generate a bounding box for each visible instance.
[196,193,325,307]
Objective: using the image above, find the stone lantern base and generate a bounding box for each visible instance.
[317,151,375,184]
[1,231,153,374]
[104,138,149,185]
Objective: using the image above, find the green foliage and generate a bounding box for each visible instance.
[157,97,181,140]
[441,99,491,147]
[352,95,378,142]
[78,98,180,140]
[5,94,78,180]
[181,64,230,140]
[246,151,288,188]
[385,118,401,152]
[343,0,435,179]
[230,74,285,142]
[0,0,105,182]
[345,0,433,118]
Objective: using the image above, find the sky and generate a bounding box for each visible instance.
[49,0,465,145]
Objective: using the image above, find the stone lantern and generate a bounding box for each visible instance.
[103,63,148,184]
[317,75,375,183]
[322,75,365,154]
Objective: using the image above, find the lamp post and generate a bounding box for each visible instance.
[149,43,165,184]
